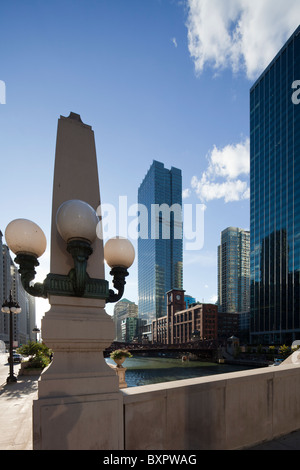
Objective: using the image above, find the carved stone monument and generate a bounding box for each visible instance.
[32,113,123,450]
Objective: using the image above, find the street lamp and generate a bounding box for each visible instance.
[1,291,21,383]
[32,326,40,342]
[4,199,135,303]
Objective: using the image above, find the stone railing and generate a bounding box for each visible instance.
[108,363,128,389]
[121,362,300,450]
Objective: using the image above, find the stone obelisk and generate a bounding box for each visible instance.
[33,113,123,450]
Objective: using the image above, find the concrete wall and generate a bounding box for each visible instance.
[122,363,300,450]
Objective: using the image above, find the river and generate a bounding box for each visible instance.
[105,355,259,387]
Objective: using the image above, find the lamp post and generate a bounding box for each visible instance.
[32,327,40,342]
[3,112,135,449]
[1,291,21,383]
[4,200,135,302]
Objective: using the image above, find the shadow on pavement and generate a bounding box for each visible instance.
[0,376,39,399]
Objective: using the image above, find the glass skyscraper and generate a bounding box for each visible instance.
[250,26,300,344]
[138,160,183,325]
[218,227,250,314]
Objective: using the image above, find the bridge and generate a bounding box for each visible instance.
[104,340,219,359]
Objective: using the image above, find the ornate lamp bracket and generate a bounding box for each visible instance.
[14,248,109,301]
[14,245,129,303]
[106,267,129,303]
[5,203,135,304]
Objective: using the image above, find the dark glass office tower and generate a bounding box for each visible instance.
[138,161,183,326]
[250,26,300,344]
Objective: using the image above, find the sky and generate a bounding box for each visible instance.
[0,0,299,326]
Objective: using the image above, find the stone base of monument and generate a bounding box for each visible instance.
[33,391,123,450]
[32,298,124,450]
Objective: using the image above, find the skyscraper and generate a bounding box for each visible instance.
[218,227,250,314]
[0,231,36,346]
[250,26,300,344]
[138,160,183,327]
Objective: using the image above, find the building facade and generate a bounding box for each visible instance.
[121,316,139,343]
[113,298,138,342]
[138,160,183,329]
[152,289,218,345]
[250,27,300,344]
[0,231,36,347]
[218,227,250,314]
[217,312,239,344]
[184,295,196,309]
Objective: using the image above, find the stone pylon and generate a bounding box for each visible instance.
[33,113,123,450]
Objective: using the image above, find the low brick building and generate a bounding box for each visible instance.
[152,289,218,345]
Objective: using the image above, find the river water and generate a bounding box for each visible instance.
[105,356,258,388]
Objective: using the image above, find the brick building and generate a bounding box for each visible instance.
[152,289,218,345]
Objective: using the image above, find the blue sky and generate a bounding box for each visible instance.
[1,0,299,323]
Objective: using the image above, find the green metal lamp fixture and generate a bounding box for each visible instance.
[4,199,135,303]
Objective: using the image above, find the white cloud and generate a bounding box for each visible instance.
[186,0,300,79]
[172,37,178,48]
[207,138,249,180]
[182,188,191,199]
[191,138,250,203]
[209,294,218,304]
[192,175,249,203]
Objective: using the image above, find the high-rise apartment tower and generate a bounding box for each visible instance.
[218,227,250,314]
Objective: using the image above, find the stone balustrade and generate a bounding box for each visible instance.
[121,362,300,450]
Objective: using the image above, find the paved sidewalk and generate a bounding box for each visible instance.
[0,369,299,450]
[247,430,300,450]
[0,375,38,450]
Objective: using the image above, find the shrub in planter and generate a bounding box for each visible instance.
[110,349,132,360]
[18,341,52,370]
[110,349,132,367]
[27,353,50,369]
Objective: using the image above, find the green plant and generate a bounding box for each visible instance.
[18,341,52,369]
[279,344,291,359]
[110,349,132,360]
[27,353,50,369]
[268,345,276,358]
[18,341,51,358]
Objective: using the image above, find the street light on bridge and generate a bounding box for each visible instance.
[2,112,136,449]
[1,291,21,383]
[4,202,135,303]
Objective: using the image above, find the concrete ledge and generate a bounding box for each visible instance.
[20,369,42,376]
[122,363,300,450]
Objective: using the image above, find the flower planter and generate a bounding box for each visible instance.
[22,368,42,376]
[18,362,42,376]
[113,356,126,368]
[110,349,132,367]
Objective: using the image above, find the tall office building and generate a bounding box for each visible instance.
[250,27,300,344]
[218,227,250,314]
[138,160,183,328]
[0,231,36,346]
